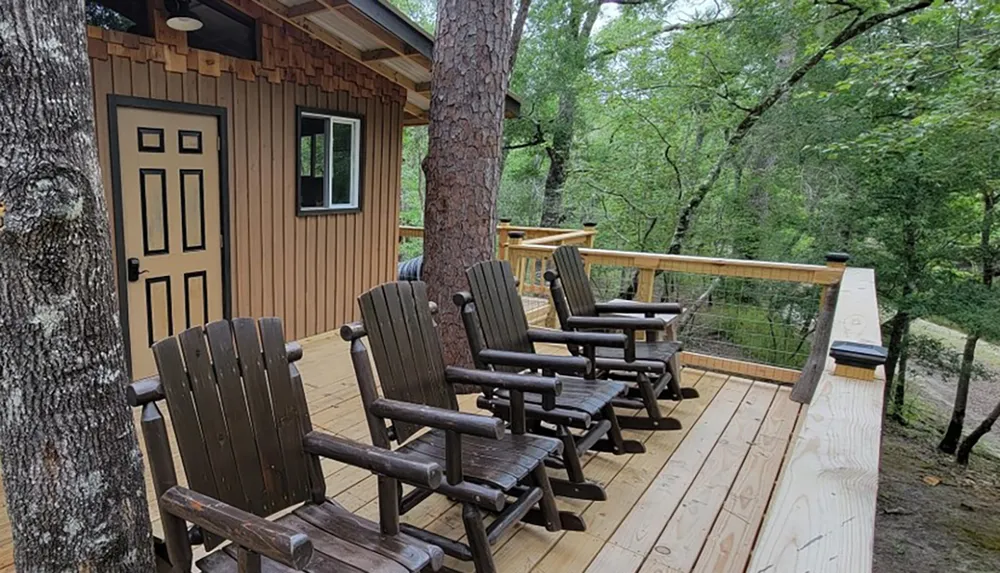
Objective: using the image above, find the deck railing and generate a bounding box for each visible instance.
[397,222,884,571]
[398,222,846,387]
[507,241,844,387]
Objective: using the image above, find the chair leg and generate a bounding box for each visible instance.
[637,373,663,420]
[462,503,496,573]
[532,465,563,532]
[590,403,646,454]
[557,426,586,483]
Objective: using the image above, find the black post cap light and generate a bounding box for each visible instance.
[829,340,887,381]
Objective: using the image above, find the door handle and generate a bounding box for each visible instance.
[127,258,148,282]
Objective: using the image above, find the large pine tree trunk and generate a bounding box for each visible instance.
[423,0,512,367]
[0,2,154,570]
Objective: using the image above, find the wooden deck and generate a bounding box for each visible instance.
[0,332,804,572]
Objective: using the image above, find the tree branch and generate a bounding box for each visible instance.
[667,0,952,254]
[591,14,734,60]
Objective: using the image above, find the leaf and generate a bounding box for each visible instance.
[923,475,942,487]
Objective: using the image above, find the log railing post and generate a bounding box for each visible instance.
[791,252,849,404]
[498,218,512,261]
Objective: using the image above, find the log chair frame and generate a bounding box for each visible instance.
[131,317,446,573]
[342,281,586,573]
[454,260,647,501]
[546,245,700,431]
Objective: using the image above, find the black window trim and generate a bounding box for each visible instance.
[295,105,366,216]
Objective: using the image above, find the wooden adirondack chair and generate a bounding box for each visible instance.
[547,245,700,431]
[453,260,647,501]
[341,281,586,573]
[130,317,446,573]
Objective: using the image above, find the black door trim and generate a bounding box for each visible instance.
[108,95,232,377]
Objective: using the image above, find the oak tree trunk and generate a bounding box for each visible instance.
[423,0,512,367]
[0,2,155,570]
[939,333,979,453]
[891,320,911,423]
[957,397,1000,465]
[538,0,601,228]
[941,189,993,454]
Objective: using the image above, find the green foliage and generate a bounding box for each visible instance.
[391,0,1000,342]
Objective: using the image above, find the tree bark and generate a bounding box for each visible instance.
[666,0,947,254]
[0,2,155,571]
[957,397,1000,465]
[423,0,512,368]
[938,333,979,452]
[540,89,575,227]
[940,189,994,454]
[538,0,601,227]
[883,310,909,389]
[508,0,533,75]
[892,320,911,423]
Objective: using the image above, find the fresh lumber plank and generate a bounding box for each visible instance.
[692,387,801,573]
[584,377,753,573]
[747,268,883,573]
[529,371,724,573]
[638,380,777,573]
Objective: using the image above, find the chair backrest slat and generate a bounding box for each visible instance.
[204,320,268,516]
[176,328,248,512]
[359,282,456,443]
[553,246,598,317]
[259,318,314,502]
[231,318,291,512]
[152,317,316,551]
[467,261,533,372]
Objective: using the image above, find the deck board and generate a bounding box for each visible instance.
[0,332,803,572]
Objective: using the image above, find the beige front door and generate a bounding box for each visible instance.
[116,107,224,379]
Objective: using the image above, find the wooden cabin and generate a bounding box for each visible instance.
[84,0,519,379]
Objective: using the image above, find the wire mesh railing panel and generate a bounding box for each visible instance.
[586,265,822,370]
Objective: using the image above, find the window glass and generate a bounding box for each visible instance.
[330,122,354,206]
[298,111,362,213]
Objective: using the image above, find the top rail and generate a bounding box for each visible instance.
[507,243,843,285]
[748,267,883,573]
[522,229,596,246]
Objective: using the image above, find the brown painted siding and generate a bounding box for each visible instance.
[89,16,404,341]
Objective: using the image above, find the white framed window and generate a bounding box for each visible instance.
[297,109,363,214]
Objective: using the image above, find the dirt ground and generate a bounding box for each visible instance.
[874,416,1000,573]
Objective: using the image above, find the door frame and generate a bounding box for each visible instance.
[108,95,232,375]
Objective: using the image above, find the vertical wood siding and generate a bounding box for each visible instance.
[91,57,403,342]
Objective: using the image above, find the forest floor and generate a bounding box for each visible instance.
[874,319,1000,572]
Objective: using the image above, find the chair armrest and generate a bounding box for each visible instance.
[127,376,165,407]
[159,486,312,569]
[302,431,442,489]
[477,349,591,377]
[595,301,682,315]
[369,398,505,440]
[565,315,666,331]
[445,366,562,396]
[526,328,628,349]
[594,357,666,374]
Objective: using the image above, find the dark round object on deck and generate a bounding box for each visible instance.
[583,221,598,228]
[500,217,512,223]
[398,255,423,281]
[508,230,526,239]
[826,252,850,263]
